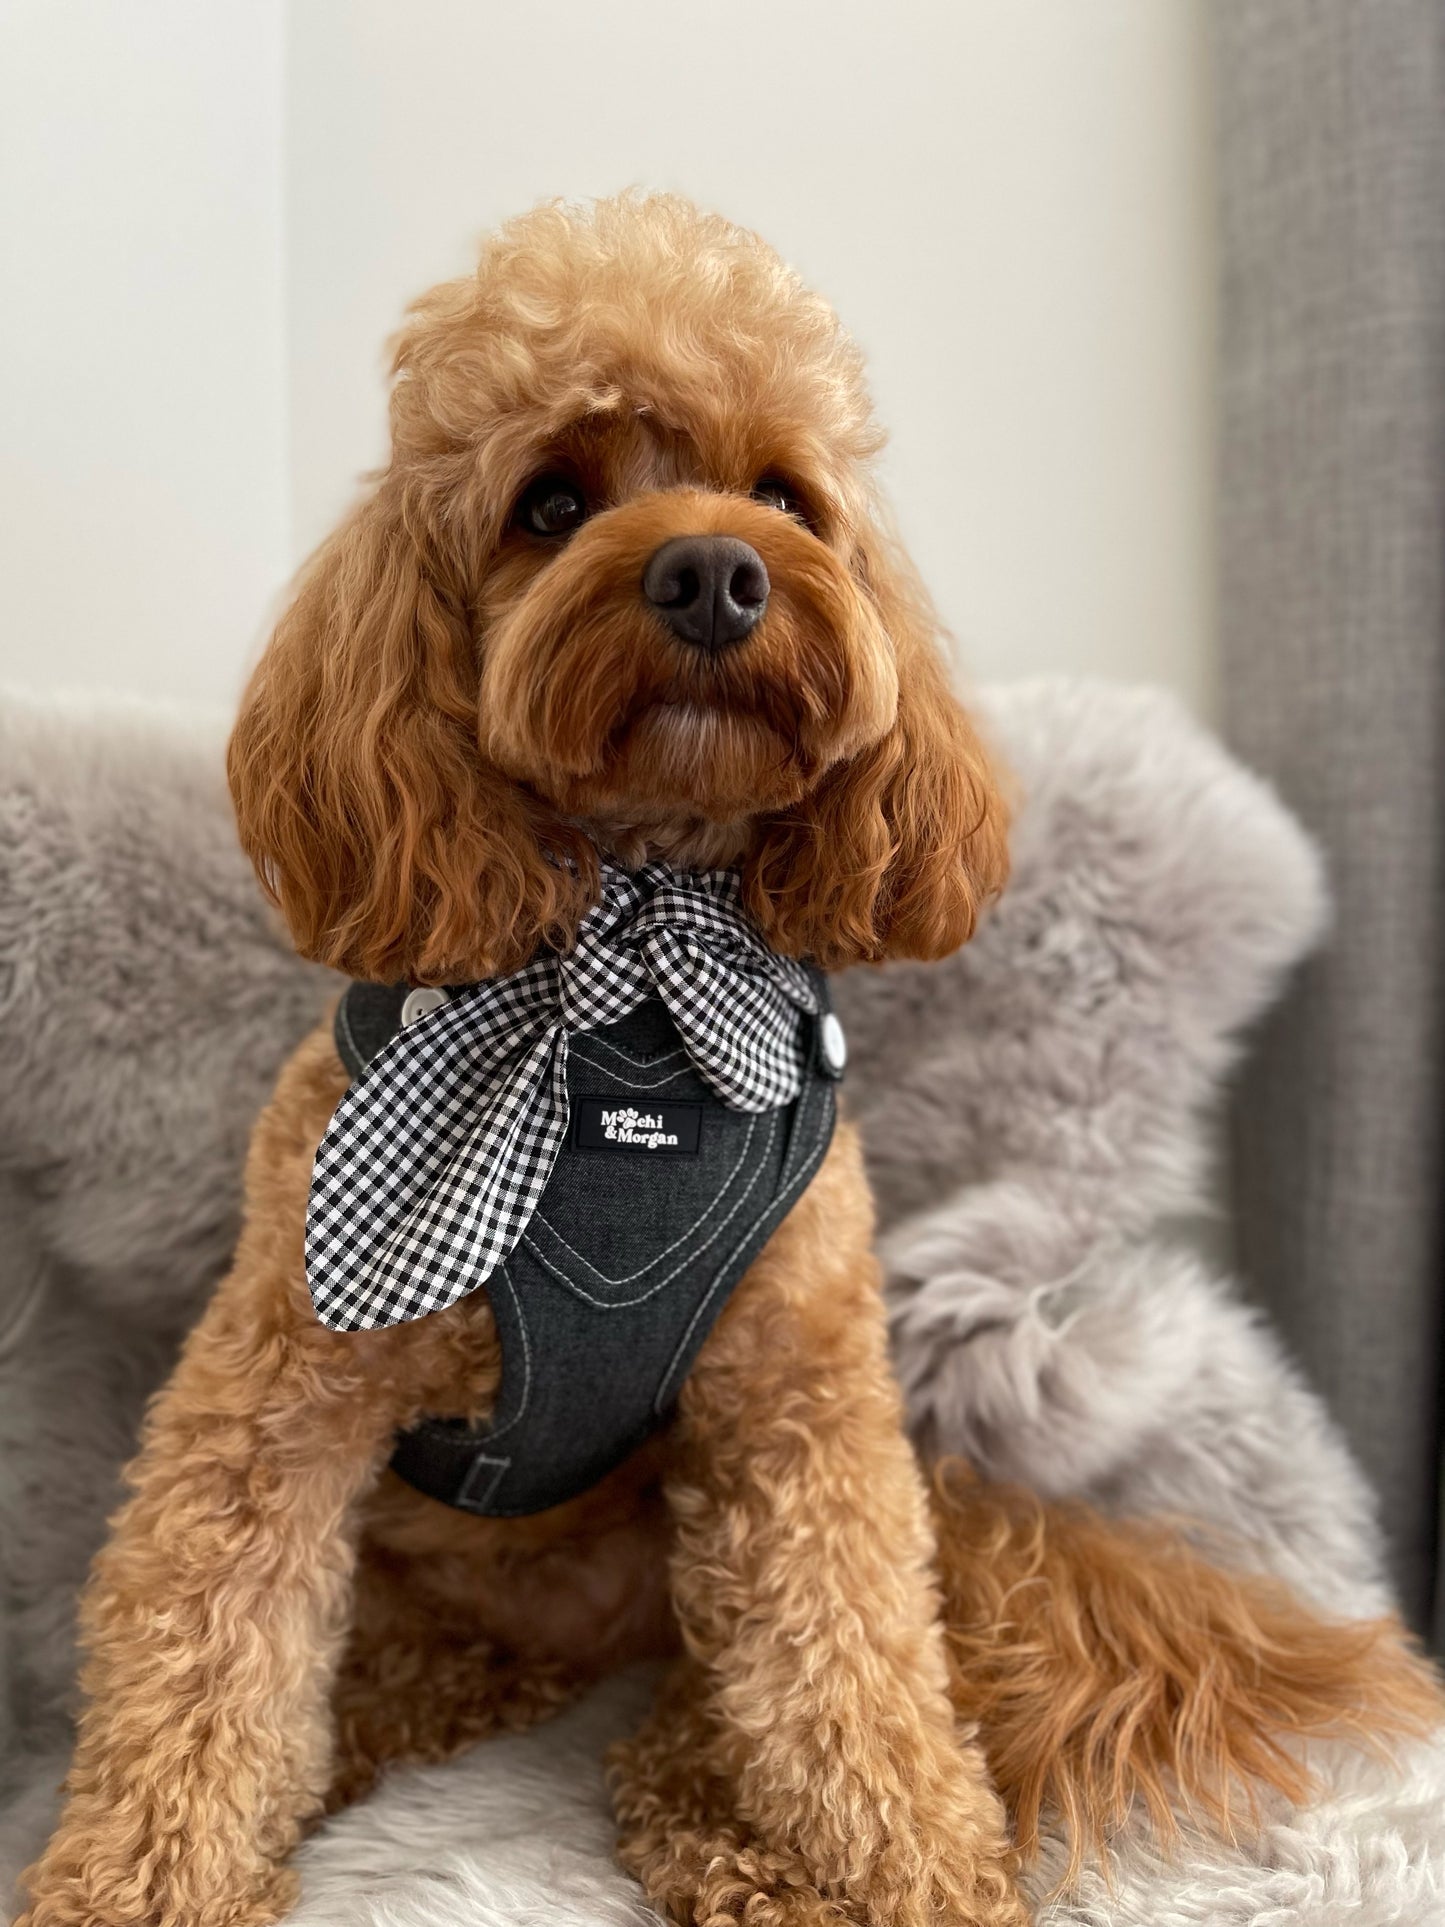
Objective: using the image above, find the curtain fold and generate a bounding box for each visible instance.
[1215,0,1445,1638]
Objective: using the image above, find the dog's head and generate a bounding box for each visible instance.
[229,194,1007,982]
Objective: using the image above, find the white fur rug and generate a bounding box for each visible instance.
[1,678,1441,1926]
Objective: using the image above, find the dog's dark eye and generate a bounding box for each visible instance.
[752,476,812,527]
[517,475,588,538]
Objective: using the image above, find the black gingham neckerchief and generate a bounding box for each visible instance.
[305,861,818,1333]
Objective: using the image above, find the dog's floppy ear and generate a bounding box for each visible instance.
[746,519,1008,966]
[228,478,595,985]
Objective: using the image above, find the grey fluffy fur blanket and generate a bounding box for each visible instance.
[1,679,1441,1926]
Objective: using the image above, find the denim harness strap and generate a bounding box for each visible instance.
[334,976,841,1517]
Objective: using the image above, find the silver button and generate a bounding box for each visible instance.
[820,1011,847,1075]
[401,986,449,1027]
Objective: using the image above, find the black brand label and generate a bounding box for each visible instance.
[574,1097,702,1155]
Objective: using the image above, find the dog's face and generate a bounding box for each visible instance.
[229,195,1007,983]
[479,435,895,834]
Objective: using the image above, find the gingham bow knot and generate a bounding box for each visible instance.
[304,862,819,1333]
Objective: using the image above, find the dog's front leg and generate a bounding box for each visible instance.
[17,1029,438,1927]
[17,1300,403,1927]
[654,1124,1025,1927]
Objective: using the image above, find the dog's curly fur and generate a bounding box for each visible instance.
[18,194,1440,1927]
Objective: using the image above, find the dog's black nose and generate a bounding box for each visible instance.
[642,536,770,649]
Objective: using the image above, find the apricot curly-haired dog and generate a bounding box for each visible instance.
[20,195,1440,1927]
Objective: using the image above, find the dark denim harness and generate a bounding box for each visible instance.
[334,977,840,1517]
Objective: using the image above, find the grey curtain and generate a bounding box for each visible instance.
[1215,1,1445,1639]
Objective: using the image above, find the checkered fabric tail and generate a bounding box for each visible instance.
[304,862,819,1333]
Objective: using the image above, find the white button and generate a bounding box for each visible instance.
[401,986,449,1027]
[820,1011,847,1074]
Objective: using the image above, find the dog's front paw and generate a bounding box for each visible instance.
[625,1829,853,1927]
[919,1853,1030,1927]
[814,1744,1028,1927]
[17,1851,299,1927]
[837,1844,1026,1927]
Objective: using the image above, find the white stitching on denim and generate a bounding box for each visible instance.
[653,1089,835,1414]
[334,990,362,1081]
[519,1114,778,1310]
[571,1035,691,1074]
[532,1115,759,1286]
[566,1049,694,1091]
[474,1264,531,1441]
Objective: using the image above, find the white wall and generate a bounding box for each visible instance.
[0,0,286,707]
[0,1,1214,714]
[286,0,1217,712]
